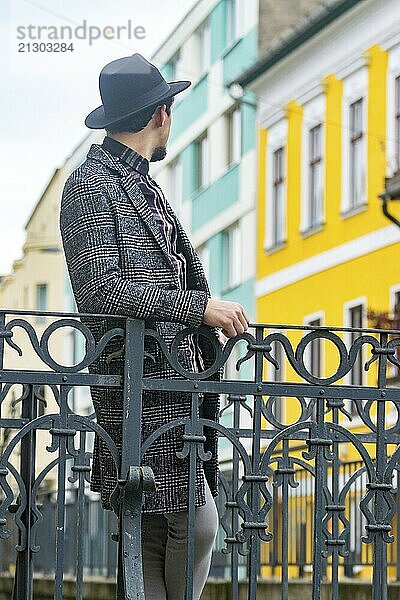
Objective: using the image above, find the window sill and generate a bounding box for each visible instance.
[300,223,325,238]
[225,159,241,174]
[191,181,211,199]
[192,70,208,89]
[221,282,241,295]
[221,36,243,60]
[264,241,287,255]
[340,203,368,219]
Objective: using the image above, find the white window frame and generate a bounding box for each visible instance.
[266,329,286,425]
[341,67,368,215]
[227,105,242,167]
[264,118,288,251]
[386,43,400,177]
[343,297,367,425]
[196,131,209,190]
[196,243,210,281]
[300,94,325,233]
[226,0,243,46]
[197,18,211,76]
[303,311,325,378]
[224,221,242,291]
[36,282,48,324]
[303,311,324,420]
[170,49,183,81]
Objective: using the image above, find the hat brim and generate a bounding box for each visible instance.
[85,80,191,129]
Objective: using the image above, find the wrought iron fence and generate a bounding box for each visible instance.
[0,309,400,600]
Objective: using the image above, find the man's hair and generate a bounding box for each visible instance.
[106,95,175,134]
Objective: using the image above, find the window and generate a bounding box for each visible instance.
[349,304,364,416]
[223,222,241,291]
[309,318,322,380]
[300,92,325,234]
[169,157,183,215]
[271,147,286,247]
[197,18,211,75]
[36,283,47,323]
[196,243,210,280]
[195,132,209,190]
[270,339,283,422]
[349,98,365,209]
[170,50,183,81]
[389,288,400,380]
[308,125,323,228]
[227,106,241,167]
[265,118,287,250]
[23,285,29,309]
[305,317,322,420]
[340,64,368,214]
[226,0,242,45]
[395,76,400,173]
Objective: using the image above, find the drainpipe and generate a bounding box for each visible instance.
[379,173,400,229]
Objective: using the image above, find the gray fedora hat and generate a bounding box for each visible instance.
[85,52,191,129]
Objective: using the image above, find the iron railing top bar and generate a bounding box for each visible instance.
[1,309,400,335]
[248,322,400,335]
[0,308,133,320]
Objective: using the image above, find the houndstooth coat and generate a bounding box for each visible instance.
[59,142,222,513]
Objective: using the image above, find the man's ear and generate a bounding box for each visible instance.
[154,104,166,127]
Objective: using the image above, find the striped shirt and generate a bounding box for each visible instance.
[101,135,205,372]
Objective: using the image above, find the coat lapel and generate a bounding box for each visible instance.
[87,143,208,292]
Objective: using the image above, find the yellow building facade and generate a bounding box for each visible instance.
[233,0,400,580]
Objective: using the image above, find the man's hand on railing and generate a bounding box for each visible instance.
[202,299,250,338]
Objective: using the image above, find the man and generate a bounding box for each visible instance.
[59,53,249,599]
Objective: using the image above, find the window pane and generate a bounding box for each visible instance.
[350,305,363,386]
[201,135,209,187]
[36,284,47,323]
[200,20,210,72]
[224,223,241,289]
[349,99,364,207]
[272,147,285,245]
[309,125,323,227]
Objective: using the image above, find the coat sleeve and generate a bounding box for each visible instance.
[59,177,209,328]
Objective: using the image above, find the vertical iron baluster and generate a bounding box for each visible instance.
[184,391,201,600]
[116,317,153,600]
[330,399,341,600]
[281,438,290,600]
[54,384,70,600]
[372,332,389,600]
[74,430,89,600]
[247,325,263,599]
[231,394,242,600]
[311,392,327,600]
[11,380,37,600]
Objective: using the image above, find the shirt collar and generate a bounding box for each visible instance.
[101,135,149,176]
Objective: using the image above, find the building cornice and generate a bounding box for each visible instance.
[228,0,365,89]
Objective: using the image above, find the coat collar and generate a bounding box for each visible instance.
[86,143,208,289]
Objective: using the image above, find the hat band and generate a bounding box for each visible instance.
[104,79,171,119]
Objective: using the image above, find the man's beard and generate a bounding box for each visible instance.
[150,145,167,162]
